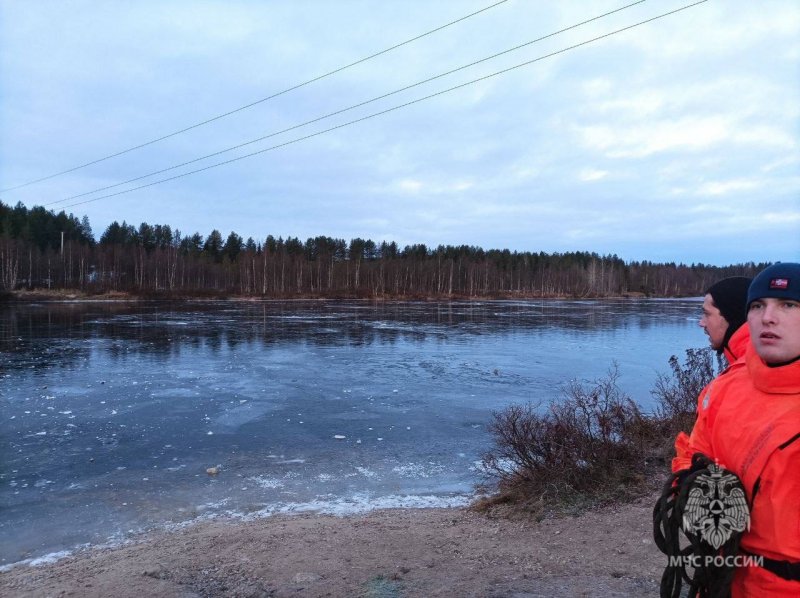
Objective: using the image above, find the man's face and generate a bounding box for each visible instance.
[700,294,728,350]
[748,297,800,364]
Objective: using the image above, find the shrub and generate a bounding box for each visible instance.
[650,347,721,439]
[479,364,649,512]
[478,351,721,514]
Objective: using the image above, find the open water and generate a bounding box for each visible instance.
[0,298,705,567]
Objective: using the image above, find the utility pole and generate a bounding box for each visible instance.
[60,231,64,255]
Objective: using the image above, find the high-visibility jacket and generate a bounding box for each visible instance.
[722,323,752,366]
[672,325,751,472]
[682,345,800,596]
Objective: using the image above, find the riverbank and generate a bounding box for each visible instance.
[1,493,663,597]
[2,288,656,302]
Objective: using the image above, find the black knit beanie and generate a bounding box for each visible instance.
[706,276,752,353]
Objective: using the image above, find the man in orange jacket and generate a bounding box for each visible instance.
[672,276,752,472]
[677,263,800,596]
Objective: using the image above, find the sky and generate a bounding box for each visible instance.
[1,0,798,266]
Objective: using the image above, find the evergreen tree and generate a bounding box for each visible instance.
[203,229,224,262]
[223,231,244,262]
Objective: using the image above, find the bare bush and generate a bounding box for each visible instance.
[479,352,721,514]
[480,365,649,511]
[650,348,721,437]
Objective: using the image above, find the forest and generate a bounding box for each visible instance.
[0,200,764,298]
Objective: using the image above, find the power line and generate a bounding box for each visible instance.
[55,0,709,212]
[46,0,649,208]
[0,0,510,194]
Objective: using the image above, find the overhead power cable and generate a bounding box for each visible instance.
[55,0,708,211]
[1,0,510,194]
[46,0,649,208]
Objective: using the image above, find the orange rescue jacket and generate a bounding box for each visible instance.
[672,325,751,472]
[685,346,800,596]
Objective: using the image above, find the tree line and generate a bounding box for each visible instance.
[0,200,765,297]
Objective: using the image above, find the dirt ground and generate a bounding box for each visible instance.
[0,492,666,598]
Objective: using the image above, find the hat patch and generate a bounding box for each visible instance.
[769,277,789,290]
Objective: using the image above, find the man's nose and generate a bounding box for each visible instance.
[760,303,778,322]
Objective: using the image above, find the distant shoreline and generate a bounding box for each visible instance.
[1,288,685,303]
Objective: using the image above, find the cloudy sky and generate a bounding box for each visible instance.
[1,0,798,265]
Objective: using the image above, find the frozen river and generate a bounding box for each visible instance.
[1,298,705,566]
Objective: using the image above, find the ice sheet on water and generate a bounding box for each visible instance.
[248,476,284,489]
[373,321,451,337]
[354,467,378,478]
[241,492,473,520]
[28,549,73,566]
[266,315,338,322]
[0,550,74,571]
[147,388,202,399]
[0,532,130,572]
[196,499,231,511]
[208,401,276,432]
[0,298,704,567]
[392,463,446,479]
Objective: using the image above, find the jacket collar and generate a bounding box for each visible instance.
[723,324,750,365]
[746,345,800,394]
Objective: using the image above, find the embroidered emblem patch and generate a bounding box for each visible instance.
[769,277,789,290]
